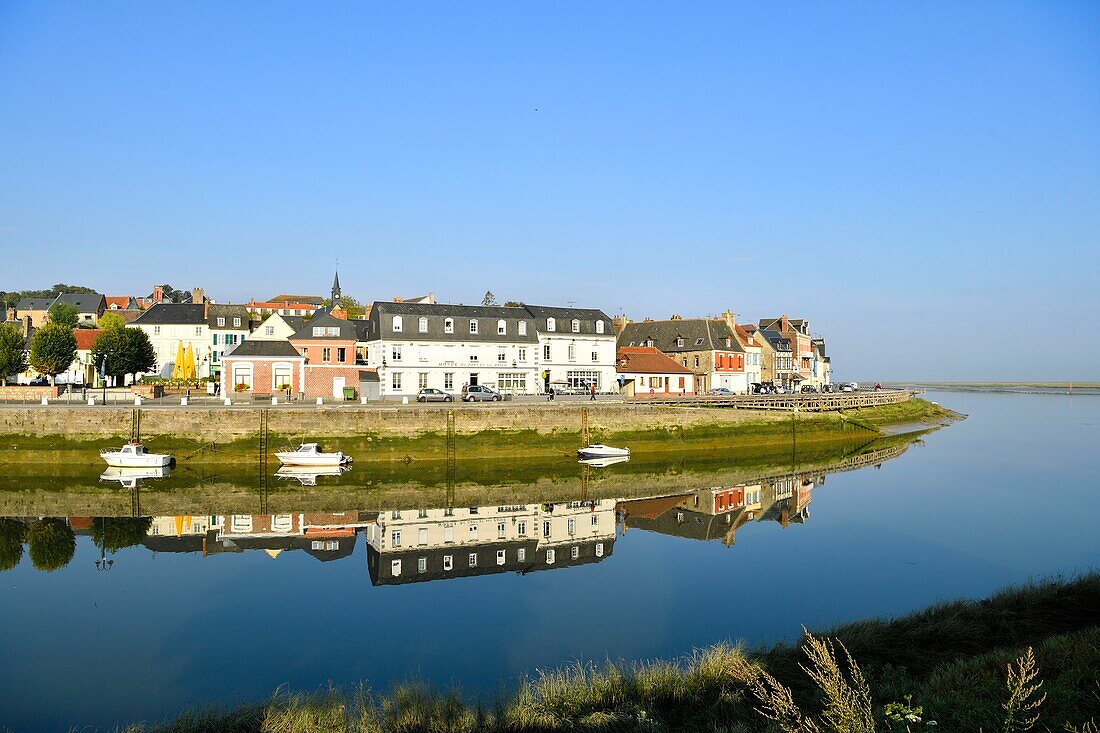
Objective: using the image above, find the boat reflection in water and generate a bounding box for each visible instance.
[2,438,915,578]
[98,465,172,489]
[578,455,630,468]
[274,465,353,486]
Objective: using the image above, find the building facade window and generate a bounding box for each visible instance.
[518,321,527,336]
[546,318,555,332]
[568,343,576,361]
[497,373,527,392]
[443,554,453,570]
[518,548,526,561]
[418,317,428,333]
[337,347,346,363]
[322,347,331,362]
[571,319,580,333]
[496,549,506,565]
[419,372,428,389]
[497,349,506,363]
[417,557,427,573]
[518,348,527,362]
[233,317,241,327]
[567,370,601,390]
[497,522,506,539]
[543,344,551,361]
[497,319,506,335]
[444,318,454,334]
[392,372,402,390]
[571,546,580,559]
[391,530,401,546]
[392,316,403,332]
[444,372,454,390]
[468,553,477,567]
[469,319,478,334]
[591,351,598,362]
[217,317,225,327]
[392,346,402,361]
[596,320,605,334]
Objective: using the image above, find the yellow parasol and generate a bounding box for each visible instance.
[171,342,186,380]
[183,342,196,380]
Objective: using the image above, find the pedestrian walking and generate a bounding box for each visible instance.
[548,386,555,401]
[590,383,597,401]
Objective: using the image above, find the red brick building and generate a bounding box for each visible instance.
[288,312,365,399]
[220,340,305,396]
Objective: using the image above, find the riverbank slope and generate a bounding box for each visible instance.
[0,398,956,464]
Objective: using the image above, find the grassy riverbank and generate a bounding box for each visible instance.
[0,398,957,465]
[108,573,1100,733]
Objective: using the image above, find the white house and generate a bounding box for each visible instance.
[130,303,211,378]
[250,312,306,341]
[207,304,252,380]
[361,302,540,398]
[524,305,618,394]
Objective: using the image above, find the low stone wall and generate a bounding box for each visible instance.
[130,384,164,399]
[0,385,62,400]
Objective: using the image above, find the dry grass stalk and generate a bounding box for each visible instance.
[1002,647,1046,733]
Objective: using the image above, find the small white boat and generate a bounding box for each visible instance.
[579,455,631,468]
[99,466,172,488]
[275,442,352,467]
[100,442,174,468]
[577,444,630,459]
[275,465,351,486]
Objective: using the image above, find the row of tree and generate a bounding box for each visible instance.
[0,516,152,572]
[0,283,98,310]
[0,310,156,386]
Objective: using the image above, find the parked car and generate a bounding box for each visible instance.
[840,383,856,392]
[416,388,453,403]
[707,387,734,396]
[822,383,837,393]
[800,385,819,393]
[462,385,502,402]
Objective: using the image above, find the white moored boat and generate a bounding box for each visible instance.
[100,442,174,468]
[577,444,630,459]
[275,443,352,467]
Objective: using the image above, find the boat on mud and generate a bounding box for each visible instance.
[275,443,353,467]
[577,444,630,459]
[100,442,174,468]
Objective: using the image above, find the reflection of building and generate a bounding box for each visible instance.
[365,500,617,585]
[142,512,374,561]
[619,474,817,547]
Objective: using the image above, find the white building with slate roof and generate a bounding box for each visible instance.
[360,301,616,398]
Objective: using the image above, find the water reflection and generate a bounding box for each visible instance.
[275,465,354,485]
[98,465,172,488]
[0,437,913,577]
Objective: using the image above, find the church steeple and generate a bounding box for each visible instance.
[331,267,341,305]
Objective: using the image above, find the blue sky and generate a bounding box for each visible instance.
[2,2,1098,380]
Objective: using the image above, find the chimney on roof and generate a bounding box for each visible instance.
[669,314,682,320]
[392,296,403,303]
[721,309,736,331]
[612,314,630,334]
[780,315,790,332]
[152,285,164,304]
[203,301,209,318]
[642,317,654,323]
[23,316,32,338]
[192,288,205,305]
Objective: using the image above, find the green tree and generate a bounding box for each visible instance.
[0,518,27,571]
[91,517,152,552]
[27,518,76,572]
[91,327,156,386]
[47,301,79,329]
[98,312,126,331]
[482,291,498,306]
[0,322,28,386]
[29,323,77,385]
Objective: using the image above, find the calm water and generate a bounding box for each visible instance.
[1,391,1098,732]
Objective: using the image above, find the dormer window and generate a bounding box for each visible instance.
[546,318,556,332]
[571,319,580,333]
[327,326,339,337]
[312,327,325,337]
[392,316,403,333]
[418,317,428,333]
[497,319,506,335]
[469,319,478,335]
[444,318,454,334]
[726,338,731,348]
[676,337,684,347]
[596,320,604,334]
[695,338,704,345]
[518,321,527,336]
[233,317,241,328]
[217,317,225,327]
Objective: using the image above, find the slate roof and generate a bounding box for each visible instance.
[132,303,208,325]
[758,329,792,353]
[15,298,55,311]
[365,301,539,343]
[54,292,105,313]
[270,294,324,305]
[289,312,360,341]
[616,347,693,374]
[522,305,614,336]
[617,318,740,353]
[224,340,303,359]
[207,304,251,330]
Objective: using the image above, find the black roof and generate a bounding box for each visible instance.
[758,329,792,352]
[54,292,105,312]
[132,303,208,325]
[289,313,360,341]
[366,302,539,344]
[523,305,614,336]
[224,340,304,359]
[207,304,251,330]
[15,297,54,311]
[618,318,740,353]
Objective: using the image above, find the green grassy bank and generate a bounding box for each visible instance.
[0,398,956,466]
[103,573,1100,733]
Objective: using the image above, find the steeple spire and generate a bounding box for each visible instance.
[331,264,341,305]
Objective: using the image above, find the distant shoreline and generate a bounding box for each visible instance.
[882,381,1099,394]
